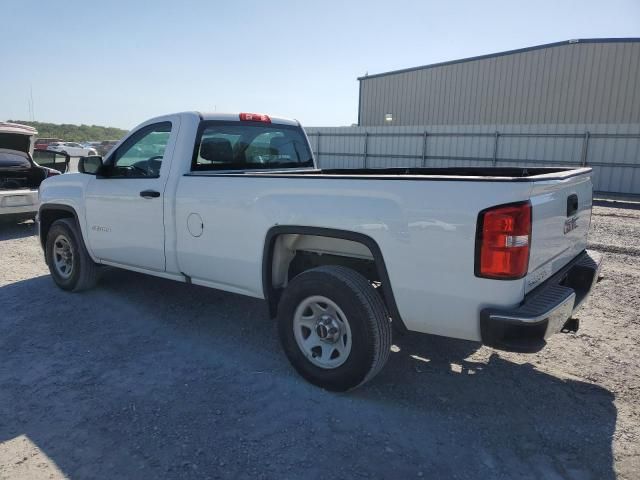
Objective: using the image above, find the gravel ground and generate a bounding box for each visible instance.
[0,201,638,480]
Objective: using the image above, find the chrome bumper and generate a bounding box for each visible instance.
[0,189,39,216]
[480,250,603,352]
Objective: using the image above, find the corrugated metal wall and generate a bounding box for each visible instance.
[304,124,640,195]
[358,40,640,127]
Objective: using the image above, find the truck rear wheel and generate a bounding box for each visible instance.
[277,265,392,391]
[45,218,98,292]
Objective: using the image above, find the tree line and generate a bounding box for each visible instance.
[9,120,128,142]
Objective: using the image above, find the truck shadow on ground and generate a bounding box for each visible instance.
[0,220,37,241]
[0,268,616,479]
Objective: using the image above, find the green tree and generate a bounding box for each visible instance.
[7,120,128,142]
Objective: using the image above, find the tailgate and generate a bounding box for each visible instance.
[525,170,593,293]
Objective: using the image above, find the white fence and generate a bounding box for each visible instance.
[304,123,640,195]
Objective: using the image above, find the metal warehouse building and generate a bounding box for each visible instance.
[357,38,640,127]
[306,38,640,195]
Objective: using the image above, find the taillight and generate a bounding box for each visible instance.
[46,169,60,178]
[475,201,532,279]
[239,112,271,123]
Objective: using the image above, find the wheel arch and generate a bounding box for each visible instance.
[262,225,407,333]
[38,203,81,250]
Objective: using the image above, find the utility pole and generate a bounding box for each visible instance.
[30,85,35,121]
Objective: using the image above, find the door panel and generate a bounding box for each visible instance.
[84,118,179,271]
[85,177,167,270]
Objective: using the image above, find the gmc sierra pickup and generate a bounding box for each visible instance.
[37,112,602,391]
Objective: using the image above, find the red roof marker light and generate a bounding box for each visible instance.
[239,112,271,123]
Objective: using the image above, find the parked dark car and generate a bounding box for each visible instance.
[0,149,65,222]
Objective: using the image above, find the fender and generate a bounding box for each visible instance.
[262,225,408,333]
[37,203,98,262]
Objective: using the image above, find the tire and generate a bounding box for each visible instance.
[45,218,98,292]
[277,265,392,391]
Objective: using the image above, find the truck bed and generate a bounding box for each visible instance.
[187,166,591,181]
[317,166,588,178]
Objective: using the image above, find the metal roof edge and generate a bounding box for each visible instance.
[357,38,640,81]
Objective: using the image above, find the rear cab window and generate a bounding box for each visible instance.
[192,121,313,171]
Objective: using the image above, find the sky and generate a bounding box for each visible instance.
[2,0,639,130]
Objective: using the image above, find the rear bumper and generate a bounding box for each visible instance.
[480,249,603,352]
[0,189,39,216]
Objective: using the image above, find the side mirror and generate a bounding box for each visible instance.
[33,149,71,173]
[78,155,103,174]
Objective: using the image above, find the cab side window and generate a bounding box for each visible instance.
[106,122,172,178]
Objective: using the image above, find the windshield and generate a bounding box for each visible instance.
[192,121,313,171]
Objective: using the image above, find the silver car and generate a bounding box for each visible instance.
[48,142,97,157]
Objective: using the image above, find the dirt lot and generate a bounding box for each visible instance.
[0,201,638,480]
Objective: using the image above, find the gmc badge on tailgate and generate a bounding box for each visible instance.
[564,217,578,234]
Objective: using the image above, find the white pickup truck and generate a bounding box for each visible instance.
[37,112,602,391]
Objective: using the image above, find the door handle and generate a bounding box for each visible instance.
[140,190,160,199]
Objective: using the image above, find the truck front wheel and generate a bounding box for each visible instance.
[45,218,98,292]
[277,265,392,391]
